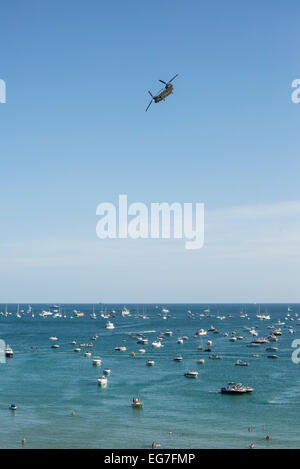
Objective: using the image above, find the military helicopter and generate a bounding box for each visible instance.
[145,74,179,112]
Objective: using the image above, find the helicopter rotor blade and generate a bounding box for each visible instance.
[167,74,179,84]
[148,90,154,98]
[145,99,153,112]
[159,80,167,85]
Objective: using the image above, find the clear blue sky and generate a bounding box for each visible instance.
[0,0,299,302]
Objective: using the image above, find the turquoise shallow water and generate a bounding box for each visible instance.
[0,303,299,449]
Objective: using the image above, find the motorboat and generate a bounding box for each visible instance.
[51,344,60,349]
[138,348,146,354]
[9,404,17,411]
[105,321,115,329]
[184,370,198,378]
[131,397,143,409]
[236,360,249,366]
[85,351,92,357]
[267,354,278,359]
[92,357,102,366]
[115,346,127,351]
[174,355,183,362]
[152,341,163,348]
[103,368,111,376]
[97,375,108,387]
[146,359,155,366]
[197,358,205,364]
[49,336,58,341]
[5,345,14,358]
[221,382,253,394]
[198,329,207,336]
[209,354,222,360]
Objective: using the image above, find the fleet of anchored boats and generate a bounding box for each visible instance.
[1,304,298,411]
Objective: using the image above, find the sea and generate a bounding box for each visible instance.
[0,303,299,449]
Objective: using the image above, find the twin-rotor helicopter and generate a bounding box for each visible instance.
[145,74,179,112]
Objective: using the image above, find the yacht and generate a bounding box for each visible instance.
[131,397,143,409]
[5,345,14,358]
[236,360,249,366]
[92,357,102,366]
[174,355,183,362]
[105,321,115,329]
[146,359,155,366]
[97,375,108,387]
[221,382,253,394]
[184,370,198,378]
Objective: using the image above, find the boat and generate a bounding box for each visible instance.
[197,358,205,364]
[146,359,155,366]
[121,307,130,317]
[92,357,102,366]
[97,375,108,387]
[174,355,183,362]
[177,338,184,344]
[9,404,17,411]
[103,368,111,376]
[267,354,278,359]
[105,321,115,329]
[49,336,58,341]
[184,370,198,378]
[236,360,249,366]
[209,354,222,360]
[85,351,92,357]
[164,330,173,336]
[266,347,278,351]
[131,397,143,409]
[115,346,127,351]
[152,341,163,348]
[51,344,60,349]
[221,382,254,394]
[5,345,14,358]
[198,329,207,336]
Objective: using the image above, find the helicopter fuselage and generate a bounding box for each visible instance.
[154,84,173,103]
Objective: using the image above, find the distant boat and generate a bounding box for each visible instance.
[221,382,253,394]
[5,345,14,358]
[105,321,115,329]
[97,375,107,387]
[184,370,198,378]
[131,397,143,409]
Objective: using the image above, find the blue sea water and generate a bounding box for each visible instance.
[0,303,299,449]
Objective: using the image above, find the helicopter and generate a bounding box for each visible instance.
[145,74,179,112]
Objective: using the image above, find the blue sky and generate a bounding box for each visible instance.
[0,0,299,302]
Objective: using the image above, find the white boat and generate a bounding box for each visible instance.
[121,307,130,317]
[198,329,207,336]
[85,351,92,357]
[152,341,163,348]
[184,370,198,378]
[92,357,102,366]
[146,359,155,366]
[138,349,146,354]
[51,344,60,349]
[103,368,111,376]
[115,346,127,351]
[197,358,205,364]
[105,321,115,329]
[5,345,14,358]
[177,338,184,344]
[97,375,108,387]
[49,336,58,341]
[174,355,183,361]
[131,398,143,409]
[73,348,81,352]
